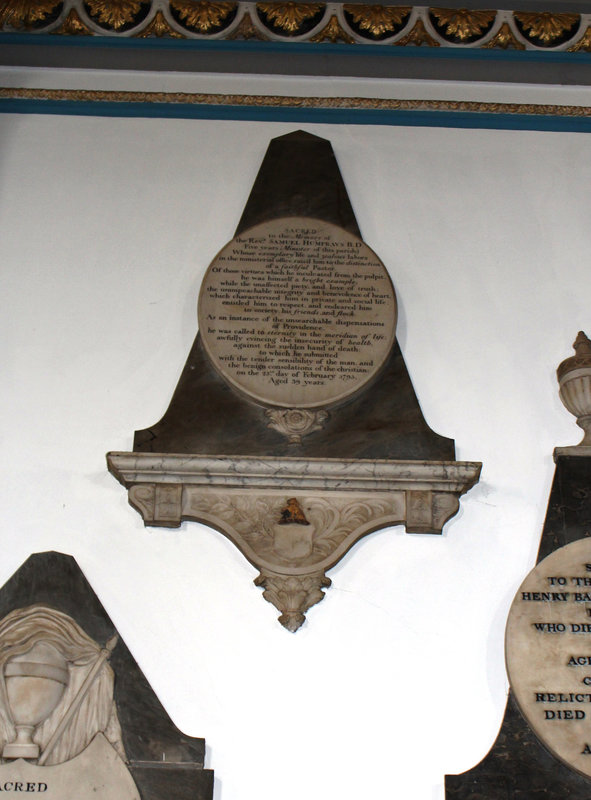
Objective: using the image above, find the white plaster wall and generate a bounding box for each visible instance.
[1,79,590,800]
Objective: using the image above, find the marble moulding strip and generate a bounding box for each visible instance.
[107,452,481,495]
[107,452,481,630]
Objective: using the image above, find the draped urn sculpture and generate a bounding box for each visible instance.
[2,641,69,760]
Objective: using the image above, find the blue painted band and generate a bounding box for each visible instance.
[2,31,591,63]
[1,97,591,132]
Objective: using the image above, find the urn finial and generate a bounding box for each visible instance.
[557,331,591,446]
[573,330,591,357]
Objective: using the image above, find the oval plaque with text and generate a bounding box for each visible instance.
[198,217,397,408]
[506,538,591,779]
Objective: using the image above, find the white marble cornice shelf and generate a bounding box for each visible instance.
[107,452,481,493]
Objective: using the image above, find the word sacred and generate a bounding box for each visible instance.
[0,783,47,792]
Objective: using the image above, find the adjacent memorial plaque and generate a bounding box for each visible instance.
[0,552,214,799]
[446,333,591,798]
[506,538,591,779]
[0,605,141,799]
[198,217,396,408]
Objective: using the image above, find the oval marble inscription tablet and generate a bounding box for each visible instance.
[506,538,591,779]
[198,217,397,408]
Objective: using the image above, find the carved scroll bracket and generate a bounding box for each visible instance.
[107,452,481,631]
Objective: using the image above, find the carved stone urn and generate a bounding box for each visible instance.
[3,642,68,759]
[557,331,591,446]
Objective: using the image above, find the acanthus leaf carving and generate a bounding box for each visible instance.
[0,0,61,28]
[311,12,354,42]
[84,0,144,29]
[429,7,495,41]
[184,491,404,570]
[55,6,90,31]
[514,11,579,44]
[482,20,524,49]
[254,571,331,632]
[257,1,324,33]
[394,17,439,46]
[169,0,236,32]
[180,490,407,628]
[344,3,411,37]
[136,8,184,36]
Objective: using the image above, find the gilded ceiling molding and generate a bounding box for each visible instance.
[136,8,183,36]
[513,10,580,45]
[482,19,524,48]
[169,0,236,33]
[569,24,591,50]
[310,12,354,42]
[0,0,590,50]
[429,7,496,42]
[226,9,268,37]
[84,0,145,29]
[0,0,60,28]
[2,87,591,118]
[343,4,411,38]
[393,16,438,45]
[256,1,325,33]
[55,6,90,32]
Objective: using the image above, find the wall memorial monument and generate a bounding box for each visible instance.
[108,130,482,631]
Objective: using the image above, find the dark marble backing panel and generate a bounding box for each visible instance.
[236,130,361,238]
[446,693,591,799]
[537,456,591,562]
[0,552,213,800]
[133,336,455,460]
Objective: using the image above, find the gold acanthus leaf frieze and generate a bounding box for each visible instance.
[136,8,183,36]
[569,24,591,50]
[514,11,579,43]
[84,0,143,28]
[394,17,438,45]
[169,0,235,32]
[343,3,410,36]
[482,20,524,48]
[0,0,60,28]
[310,12,354,42]
[256,1,324,32]
[430,7,495,40]
[56,7,91,32]
[227,9,267,38]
